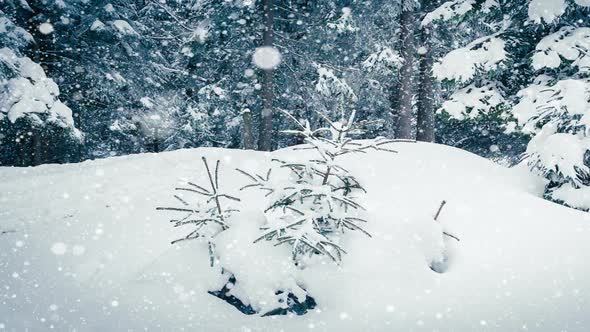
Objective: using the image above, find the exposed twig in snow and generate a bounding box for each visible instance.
[433,200,460,242]
[434,200,447,221]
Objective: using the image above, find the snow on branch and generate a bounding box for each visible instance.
[528,0,566,24]
[513,78,590,135]
[532,27,590,73]
[314,65,357,102]
[514,79,590,193]
[433,36,506,82]
[362,45,403,74]
[439,81,506,120]
[327,7,358,33]
[421,0,476,26]
[0,47,82,139]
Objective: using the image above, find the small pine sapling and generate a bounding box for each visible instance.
[158,157,240,266]
[238,109,397,264]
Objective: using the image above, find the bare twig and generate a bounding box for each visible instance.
[434,200,447,221]
[433,200,460,242]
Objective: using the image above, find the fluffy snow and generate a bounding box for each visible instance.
[2,143,590,331]
[525,129,590,186]
[528,0,590,23]
[90,19,106,31]
[315,65,357,101]
[0,17,33,46]
[532,27,590,73]
[528,0,566,23]
[421,0,475,26]
[0,48,80,136]
[513,79,590,134]
[439,82,505,119]
[110,20,137,36]
[252,46,281,70]
[327,7,358,33]
[551,185,590,211]
[38,22,54,35]
[362,45,403,73]
[434,36,506,82]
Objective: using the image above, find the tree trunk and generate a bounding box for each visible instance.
[393,3,416,140]
[258,0,274,151]
[416,26,435,142]
[242,109,255,149]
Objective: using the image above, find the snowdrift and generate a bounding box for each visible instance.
[1,142,590,331]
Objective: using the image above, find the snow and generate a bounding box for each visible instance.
[192,20,210,44]
[551,185,590,211]
[50,242,68,255]
[0,17,33,45]
[362,45,403,73]
[327,7,358,33]
[434,36,506,82]
[38,22,54,35]
[525,129,590,186]
[0,48,80,136]
[139,97,154,109]
[110,20,137,36]
[512,79,590,134]
[252,46,281,70]
[315,65,357,101]
[422,0,475,26]
[439,82,505,119]
[90,19,105,31]
[532,27,590,73]
[1,143,590,331]
[528,0,566,23]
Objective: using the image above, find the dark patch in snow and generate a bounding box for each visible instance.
[209,275,317,316]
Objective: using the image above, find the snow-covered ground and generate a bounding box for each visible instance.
[1,142,590,331]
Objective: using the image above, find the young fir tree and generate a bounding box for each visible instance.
[158,157,240,267]
[238,109,396,264]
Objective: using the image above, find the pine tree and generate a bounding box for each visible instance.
[0,10,82,166]
[239,109,396,264]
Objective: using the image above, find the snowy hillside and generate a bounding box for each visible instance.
[1,142,590,331]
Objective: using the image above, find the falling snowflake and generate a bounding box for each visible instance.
[252,46,281,70]
[38,23,54,35]
[50,242,67,255]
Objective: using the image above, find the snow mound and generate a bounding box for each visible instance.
[1,143,590,331]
